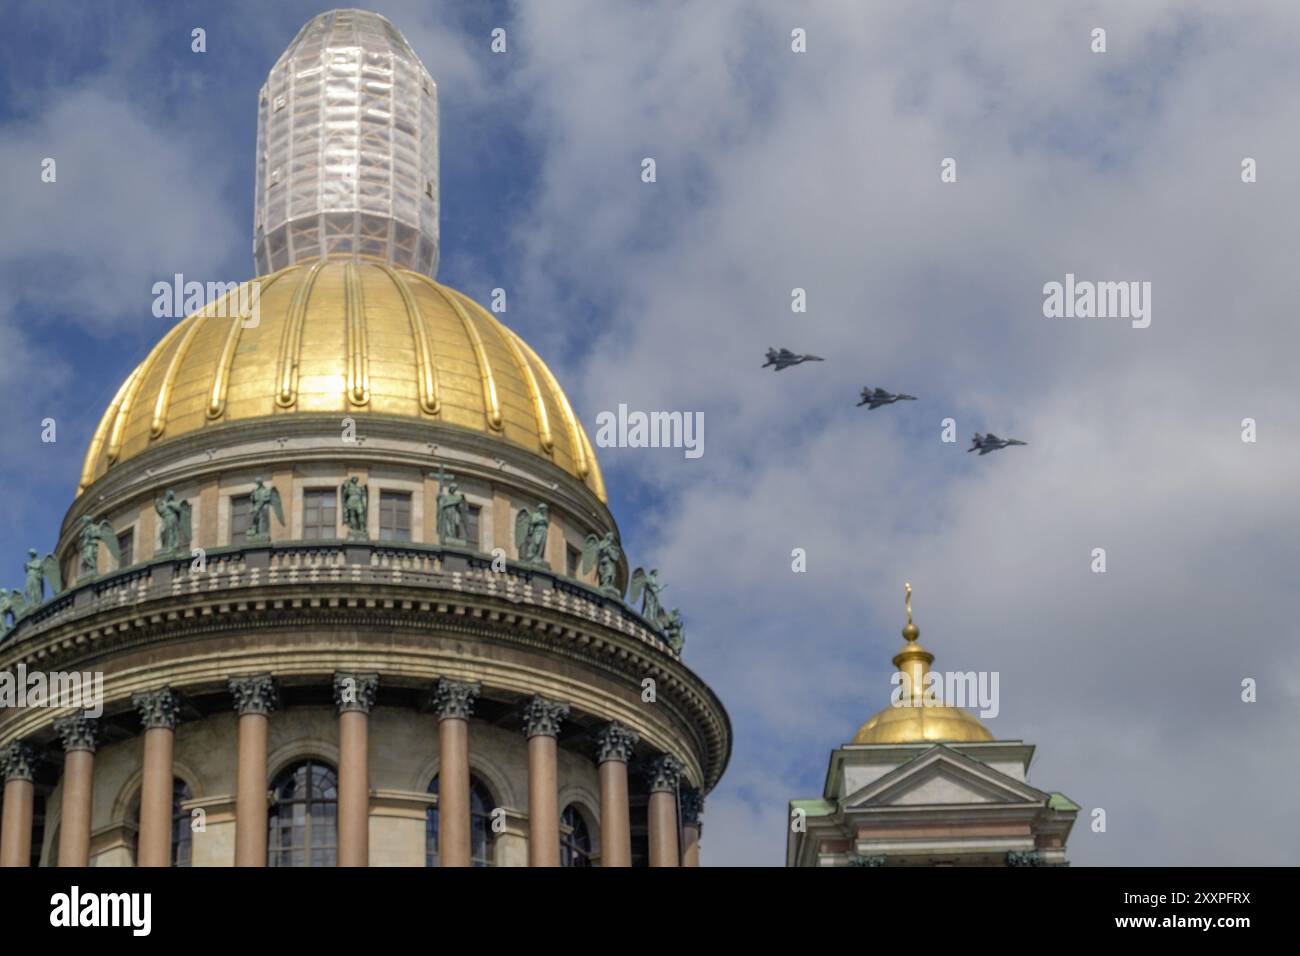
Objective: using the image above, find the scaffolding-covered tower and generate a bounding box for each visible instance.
[253,8,439,277]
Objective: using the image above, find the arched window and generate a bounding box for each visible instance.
[268,760,338,867]
[426,775,495,867]
[127,777,195,866]
[126,795,139,860]
[560,804,594,867]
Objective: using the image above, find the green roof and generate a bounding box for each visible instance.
[1048,792,1080,812]
[791,799,836,818]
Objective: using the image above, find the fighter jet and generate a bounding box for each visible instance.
[857,386,917,410]
[763,347,824,370]
[967,432,1028,455]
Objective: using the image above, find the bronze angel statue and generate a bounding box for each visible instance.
[25,547,61,605]
[6,549,62,636]
[339,476,368,539]
[661,608,685,653]
[0,589,25,637]
[435,464,469,544]
[579,532,622,596]
[248,477,284,542]
[628,567,666,626]
[514,503,549,565]
[154,490,193,553]
[78,516,119,575]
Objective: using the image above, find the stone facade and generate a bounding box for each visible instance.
[787,741,1079,867]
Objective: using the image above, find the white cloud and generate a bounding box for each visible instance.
[0,87,243,327]
[0,82,247,527]
[502,0,1300,864]
[3,0,1297,867]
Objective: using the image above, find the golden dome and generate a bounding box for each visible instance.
[852,701,994,745]
[851,583,994,745]
[78,257,605,501]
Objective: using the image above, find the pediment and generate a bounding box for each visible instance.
[842,746,1046,810]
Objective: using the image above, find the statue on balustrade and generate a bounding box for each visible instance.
[628,567,666,626]
[580,532,623,597]
[25,548,61,605]
[154,490,193,553]
[339,476,369,540]
[661,608,685,653]
[3,548,61,637]
[78,516,119,575]
[435,464,469,546]
[0,590,21,637]
[248,477,284,543]
[514,503,549,565]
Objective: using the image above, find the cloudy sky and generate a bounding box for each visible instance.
[3,0,1299,866]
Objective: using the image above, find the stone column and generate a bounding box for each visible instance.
[680,786,703,868]
[0,742,37,867]
[646,754,683,868]
[54,715,98,867]
[522,695,569,867]
[229,674,279,867]
[333,672,378,867]
[132,687,181,867]
[595,722,638,867]
[431,678,480,867]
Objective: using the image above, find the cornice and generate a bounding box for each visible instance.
[823,740,1037,800]
[7,540,664,656]
[0,544,731,790]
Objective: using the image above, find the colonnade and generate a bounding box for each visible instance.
[0,675,702,867]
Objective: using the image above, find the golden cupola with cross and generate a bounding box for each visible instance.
[851,583,993,744]
[786,584,1077,867]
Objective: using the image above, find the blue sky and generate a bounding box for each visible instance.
[3,0,1300,866]
[0,0,546,554]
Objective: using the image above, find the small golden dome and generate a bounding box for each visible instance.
[851,583,993,745]
[851,700,994,745]
[78,257,605,501]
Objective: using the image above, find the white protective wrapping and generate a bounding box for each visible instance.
[253,9,439,277]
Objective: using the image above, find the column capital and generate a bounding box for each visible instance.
[132,687,181,730]
[431,678,481,721]
[521,694,570,738]
[595,721,639,764]
[645,753,683,793]
[1,741,37,782]
[333,672,379,714]
[679,786,704,828]
[53,715,99,754]
[229,674,279,716]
